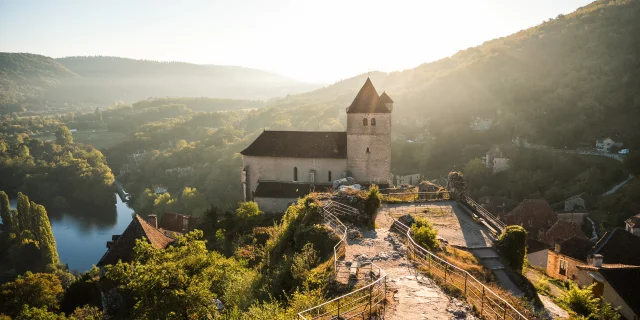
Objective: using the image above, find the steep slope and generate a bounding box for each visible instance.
[0,53,76,108]
[271,0,640,148]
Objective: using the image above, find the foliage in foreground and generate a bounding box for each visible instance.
[560,283,620,320]
[411,217,439,251]
[495,225,527,272]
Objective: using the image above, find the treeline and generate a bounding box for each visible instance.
[0,126,115,210]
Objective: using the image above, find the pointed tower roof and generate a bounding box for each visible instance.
[346,78,390,114]
[378,91,393,104]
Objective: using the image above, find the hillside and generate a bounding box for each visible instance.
[270,0,640,149]
[0,53,76,110]
[0,55,318,111]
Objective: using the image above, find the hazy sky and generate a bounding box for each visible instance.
[0,0,592,83]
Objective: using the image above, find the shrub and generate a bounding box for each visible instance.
[495,225,527,271]
[560,284,598,317]
[364,184,382,218]
[411,217,439,250]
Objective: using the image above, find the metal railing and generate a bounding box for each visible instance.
[460,196,506,233]
[383,191,451,202]
[391,219,528,320]
[298,201,388,320]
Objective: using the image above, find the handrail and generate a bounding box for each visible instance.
[461,196,506,232]
[392,219,528,320]
[298,201,388,320]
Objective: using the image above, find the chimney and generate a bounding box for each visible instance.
[591,254,603,268]
[182,215,189,233]
[148,214,158,229]
[554,243,561,253]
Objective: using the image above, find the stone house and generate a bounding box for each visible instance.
[241,78,393,213]
[541,219,588,246]
[596,137,623,152]
[575,260,640,320]
[485,146,510,174]
[624,213,640,236]
[395,173,421,186]
[547,228,640,282]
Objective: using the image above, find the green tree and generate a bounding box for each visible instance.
[236,201,262,219]
[0,272,64,317]
[411,217,439,251]
[55,126,73,146]
[31,202,60,266]
[463,158,488,182]
[16,192,31,232]
[560,283,598,318]
[0,191,12,231]
[495,225,527,271]
[105,230,255,319]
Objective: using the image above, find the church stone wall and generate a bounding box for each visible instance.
[346,113,392,185]
[243,156,348,197]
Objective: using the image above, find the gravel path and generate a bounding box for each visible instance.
[344,211,478,320]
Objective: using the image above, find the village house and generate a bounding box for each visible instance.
[561,193,586,211]
[485,146,510,174]
[625,213,640,236]
[575,260,640,320]
[596,137,623,153]
[395,173,421,186]
[547,228,640,282]
[502,199,557,238]
[526,238,551,269]
[240,78,393,213]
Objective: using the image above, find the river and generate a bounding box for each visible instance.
[8,194,134,272]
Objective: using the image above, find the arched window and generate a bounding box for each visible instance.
[371,118,376,126]
[366,147,370,153]
[363,118,368,126]
[328,170,332,181]
[293,167,298,181]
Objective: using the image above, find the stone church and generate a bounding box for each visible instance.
[240,78,393,212]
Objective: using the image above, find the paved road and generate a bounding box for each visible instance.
[602,174,634,196]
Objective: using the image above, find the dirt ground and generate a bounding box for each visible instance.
[381,201,494,248]
[344,211,478,320]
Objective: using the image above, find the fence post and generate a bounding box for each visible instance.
[503,302,507,320]
[481,286,485,316]
[369,283,373,318]
[444,264,448,283]
[464,273,468,296]
[337,299,340,318]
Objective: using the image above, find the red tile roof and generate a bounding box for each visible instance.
[503,199,557,236]
[543,220,588,245]
[97,215,174,266]
[557,236,594,261]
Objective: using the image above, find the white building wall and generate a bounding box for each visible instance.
[603,281,637,320]
[346,113,392,185]
[527,250,549,269]
[243,156,348,197]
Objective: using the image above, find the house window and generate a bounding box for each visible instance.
[528,219,534,227]
[366,147,370,153]
[371,118,376,126]
[293,167,298,181]
[328,170,332,181]
[363,118,368,126]
[559,260,567,276]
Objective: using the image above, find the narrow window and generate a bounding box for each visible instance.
[559,260,567,276]
[328,170,332,181]
[363,118,368,126]
[371,118,376,126]
[293,167,298,181]
[366,147,370,153]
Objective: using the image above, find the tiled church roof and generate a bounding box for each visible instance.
[346,78,391,114]
[240,131,347,159]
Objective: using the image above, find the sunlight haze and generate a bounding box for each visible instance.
[0,0,593,83]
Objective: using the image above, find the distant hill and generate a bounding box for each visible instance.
[0,55,318,112]
[0,53,76,110]
[270,0,640,149]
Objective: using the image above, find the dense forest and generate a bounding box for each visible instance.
[0,54,317,113]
